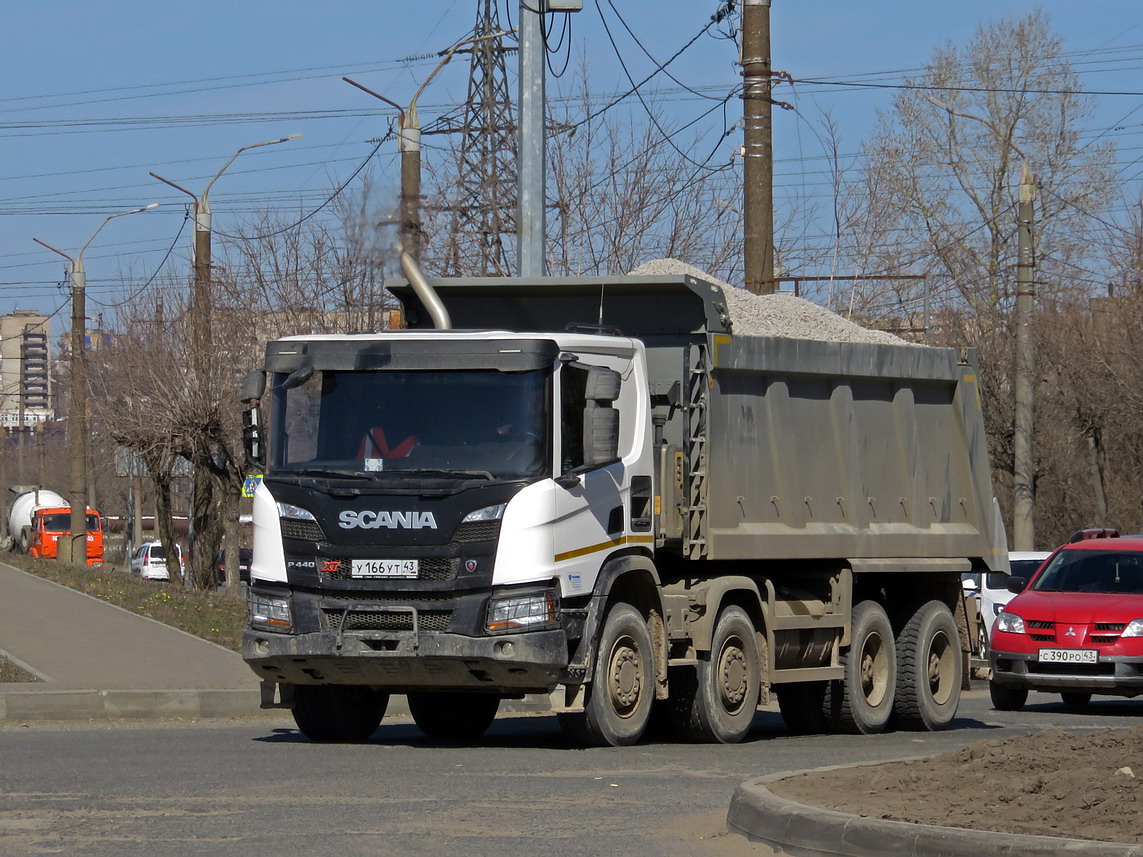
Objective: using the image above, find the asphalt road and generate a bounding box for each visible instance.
[2,685,1141,857]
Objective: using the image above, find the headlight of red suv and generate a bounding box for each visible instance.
[996,612,1025,634]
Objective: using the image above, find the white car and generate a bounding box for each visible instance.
[129,541,184,582]
[966,551,1050,654]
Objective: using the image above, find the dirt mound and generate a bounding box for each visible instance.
[770,725,1143,844]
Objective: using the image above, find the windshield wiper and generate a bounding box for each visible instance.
[278,468,376,481]
[397,468,495,480]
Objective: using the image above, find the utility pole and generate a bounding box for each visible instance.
[742,0,775,295]
[517,0,546,277]
[33,204,158,563]
[1013,162,1037,550]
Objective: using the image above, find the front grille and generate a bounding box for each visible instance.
[320,557,456,582]
[1027,619,1054,629]
[323,608,452,632]
[1029,634,1053,642]
[1096,623,1126,632]
[1091,636,1119,644]
[454,520,500,544]
[282,518,326,541]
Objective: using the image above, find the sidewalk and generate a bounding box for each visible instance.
[0,559,265,721]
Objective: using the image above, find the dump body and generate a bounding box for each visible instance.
[244,274,1007,745]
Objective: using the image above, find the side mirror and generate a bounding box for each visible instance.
[583,407,619,467]
[1006,576,1027,595]
[239,369,266,404]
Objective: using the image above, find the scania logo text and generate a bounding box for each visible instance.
[338,510,438,530]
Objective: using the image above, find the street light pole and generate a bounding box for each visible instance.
[33,203,158,563]
[151,134,300,585]
[344,30,509,263]
[151,134,301,363]
[928,98,1038,550]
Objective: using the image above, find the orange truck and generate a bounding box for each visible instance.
[8,489,104,566]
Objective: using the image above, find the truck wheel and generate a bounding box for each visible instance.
[894,600,961,731]
[989,681,1028,711]
[558,602,653,747]
[407,692,500,739]
[824,600,895,734]
[669,606,760,744]
[776,683,829,735]
[291,685,389,742]
[1061,691,1092,708]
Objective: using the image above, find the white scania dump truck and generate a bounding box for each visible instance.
[240,269,1008,745]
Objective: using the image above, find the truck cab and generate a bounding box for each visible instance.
[244,329,653,728]
[30,507,104,566]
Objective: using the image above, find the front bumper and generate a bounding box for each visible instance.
[243,626,568,694]
[990,649,1143,696]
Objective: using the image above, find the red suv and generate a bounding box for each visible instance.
[989,536,1143,710]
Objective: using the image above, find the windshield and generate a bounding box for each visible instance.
[269,368,551,481]
[40,513,99,532]
[1033,549,1143,595]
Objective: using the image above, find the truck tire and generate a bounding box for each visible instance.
[291,685,389,742]
[669,606,760,744]
[407,692,500,739]
[558,602,653,747]
[989,681,1028,711]
[776,683,830,735]
[893,600,961,731]
[824,600,895,735]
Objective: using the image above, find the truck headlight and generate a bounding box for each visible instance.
[277,502,317,521]
[486,590,558,632]
[1121,619,1143,638]
[249,592,292,632]
[995,611,1025,634]
[464,504,506,523]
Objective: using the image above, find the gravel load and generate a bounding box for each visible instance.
[628,257,913,346]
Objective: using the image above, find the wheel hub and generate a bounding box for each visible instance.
[609,637,642,715]
[719,643,748,709]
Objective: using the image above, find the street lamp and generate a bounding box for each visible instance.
[150,134,302,360]
[33,203,159,564]
[929,98,1038,551]
[344,29,510,262]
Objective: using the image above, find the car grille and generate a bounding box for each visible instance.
[1024,619,1125,644]
[281,518,326,541]
[322,607,452,632]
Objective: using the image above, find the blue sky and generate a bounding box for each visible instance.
[2,1,1141,328]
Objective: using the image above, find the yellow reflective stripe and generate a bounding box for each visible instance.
[554,534,654,563]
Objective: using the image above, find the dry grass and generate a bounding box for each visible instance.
[2,552,246,652]
[0,656,37,683]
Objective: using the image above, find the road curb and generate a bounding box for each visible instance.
[0,687,556,723]
[0,688,266,721]
[726,767,1143,857]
